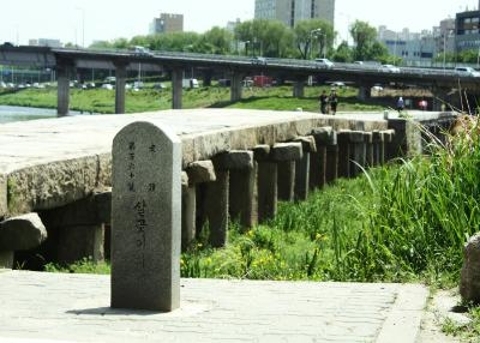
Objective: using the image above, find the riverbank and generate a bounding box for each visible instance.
[0,84,431,115]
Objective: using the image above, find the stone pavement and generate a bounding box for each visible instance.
[0,270,433,343]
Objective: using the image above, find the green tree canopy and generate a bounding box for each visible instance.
[294,19,334,60]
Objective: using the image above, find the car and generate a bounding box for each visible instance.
[251,56,267,65]
[378,64,401,73]
[315,58,334,69]
[454,66,480,77]
[131,45,153,57]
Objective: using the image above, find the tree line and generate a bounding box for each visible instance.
[77,18,474,65]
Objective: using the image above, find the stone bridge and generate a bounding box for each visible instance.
[0,109,457,269]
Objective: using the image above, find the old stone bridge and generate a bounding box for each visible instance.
[0,109,456,269]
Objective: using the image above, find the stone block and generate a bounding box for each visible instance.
[271,142,303,162]
[460,233,480,304]
[0,212,47,251]
[186,160,216,184]
[294,136,317,153]
[212,151,253,170]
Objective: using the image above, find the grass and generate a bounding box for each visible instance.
[0,83,385,114]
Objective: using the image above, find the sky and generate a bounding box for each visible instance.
[0,0,478,47]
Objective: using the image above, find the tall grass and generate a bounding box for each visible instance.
[180,119,480,288]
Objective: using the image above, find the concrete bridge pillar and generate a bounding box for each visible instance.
[273,142,303,202]
[372,131,383,166]
[171,68,183,109]
[293,136,316,202]
[254,145,277,223]
[38,192,111,264]
[196,150,257,247]
[309,127,334,190]
[113,61,128,114]
[382,129,395,162]
[220,151,256,230]
[337,130,351,178]
[365,132,374,168]
[357,84,371,102]
[325,131,338,184]
[56,57,75,117]
[196,169,228,248]
[230,72,244,102]
[183,161,216,251]
[349,131,367,177]
[292,78,305,98]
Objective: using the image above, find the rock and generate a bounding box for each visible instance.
[0,212,47,251]
[460,233,480,304]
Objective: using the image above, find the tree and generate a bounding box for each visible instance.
[294,19,334,60]
[350,20,378,61]
[234,19,292,58]
[332,41,353,62]
[199,27,233,54]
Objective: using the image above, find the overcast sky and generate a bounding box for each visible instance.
[0,0,477,46]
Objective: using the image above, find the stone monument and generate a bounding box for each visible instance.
[111,121,181,312]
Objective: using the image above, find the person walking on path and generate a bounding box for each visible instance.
[329,89,338,115]
[397,96,405,113]
[319,90,329,114]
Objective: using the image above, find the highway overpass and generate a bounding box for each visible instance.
[0,45,478,115]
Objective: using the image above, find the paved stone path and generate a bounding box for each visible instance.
[0,270,430,343]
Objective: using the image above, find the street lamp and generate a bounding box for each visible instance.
[310,28,322,60]
[443,30,453,73]
[76,7,85,48]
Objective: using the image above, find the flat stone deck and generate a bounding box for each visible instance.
[0,109,390,173]
[0,270,428,343]
[0,108,391,215]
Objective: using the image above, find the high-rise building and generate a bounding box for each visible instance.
[254,0,335,27]
[150,13,184,34]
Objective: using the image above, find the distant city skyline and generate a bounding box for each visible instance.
[0,0,478,47]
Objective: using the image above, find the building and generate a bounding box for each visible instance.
[28,39,62,48]
[455,8,480,53]
[150,13,184,34]
[254,0,335,27]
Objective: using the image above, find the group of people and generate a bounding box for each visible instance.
[319,89,338,115]
[397,96,429,112]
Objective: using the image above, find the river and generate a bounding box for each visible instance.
[0,106,85,124]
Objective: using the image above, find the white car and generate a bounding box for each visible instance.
[378,64,401,73]
[251,56,267,65]
[454,66,480,77]
[131,45,153,57]
[315,58,334,69]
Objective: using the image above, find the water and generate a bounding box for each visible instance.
[0,106,58,123]
[0,106,83,123]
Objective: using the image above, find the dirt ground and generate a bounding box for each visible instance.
[417,288,470,343]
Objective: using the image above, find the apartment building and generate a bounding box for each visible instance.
[254,0,335,27]
[150,13,184,34]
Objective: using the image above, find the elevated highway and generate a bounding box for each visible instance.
[0,45,477,114]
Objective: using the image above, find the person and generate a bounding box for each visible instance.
[329,89,338,115]
[419,98,428,111]
[319,90,329,114]
[396,96,405,112]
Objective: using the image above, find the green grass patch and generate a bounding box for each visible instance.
[0,85,384,114]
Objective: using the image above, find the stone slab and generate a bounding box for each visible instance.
[0,270,429,343]
[0,109,388,214]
